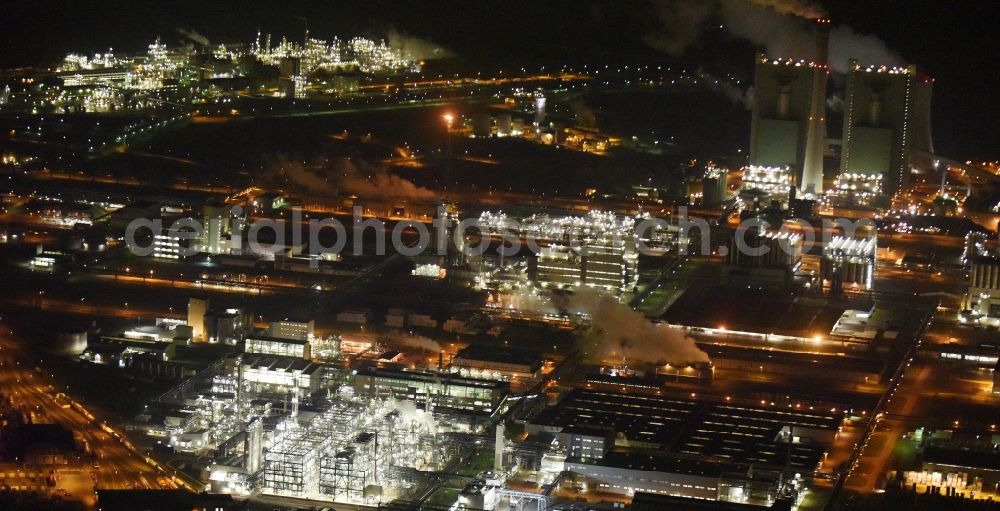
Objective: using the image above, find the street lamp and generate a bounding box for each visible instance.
[442,113,454,191]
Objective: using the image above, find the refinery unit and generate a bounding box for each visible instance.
[6,31,422,115]
[153,344,484,505]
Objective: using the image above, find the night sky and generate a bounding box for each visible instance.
[4,0,997,161]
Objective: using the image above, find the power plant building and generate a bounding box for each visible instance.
[702,165,729,205]
[820,236,877,293]
[726,230,802,270]
[963,256,1000,327]
[840,61,935,199]
[476,210,639,292]
[741,165,793,197]
[748,20,830,197]
[533,241,637,292]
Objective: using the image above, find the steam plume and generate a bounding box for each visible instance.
[386,28,455,61]
[262,155,436,201]
[387,332,441,353]
[747,0,825,19]
[336,158,437,201]
[262,154,334,194]
[388,398,436,432]
[176,27,210,46]
[645,0,905,73]
[560,288,709,365]
[697,67,752,108]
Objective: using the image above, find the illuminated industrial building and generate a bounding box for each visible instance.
[741,165,793,197]
[821,236,877,293]
[532,240,637,292]
[527,389,838,505]
[244,336,311,359]
[201,199,244,255]
[451,345,543,379]
[152,228,188,260]
[261,397,443,504]
[702,164,729,205]
[238,354,323,393]
[267,320,314,342]
[353,367,510,416]
[748,20,830,197]
[46,32,418,106]
[962,256,1000,326]
[475,211,639,292]
[840,61,935,199]
[726,230,803,271]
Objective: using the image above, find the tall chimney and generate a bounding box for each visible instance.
[494,423,505,472]
[800,18,830,197]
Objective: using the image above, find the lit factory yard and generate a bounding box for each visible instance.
[3,1,1000,511]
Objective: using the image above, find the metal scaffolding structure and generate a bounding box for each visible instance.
[262,397,444,504]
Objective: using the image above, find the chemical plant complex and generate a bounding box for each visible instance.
[2,2,1000,511]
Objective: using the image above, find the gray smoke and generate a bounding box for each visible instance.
[569,99,599,129]
[826,93,844,112]
[697,67,752,108]
[263,154,334,193]
[387,332,441,353]
[561,288,709,365]
[176,27,210,46]
[262,155,436,201]
[385,28,455,61]
[646,0,904,73]
[643,0,716,58]
[827,24,905,72]
[335,158,437,201]
[747,0,825,19]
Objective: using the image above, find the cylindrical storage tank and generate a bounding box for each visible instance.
[55,329,88,356]
[497,113,512,136]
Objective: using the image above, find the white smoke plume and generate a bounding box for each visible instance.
[263,154,335,194]
[747,0,825,19]
[262,155,436,201]
[643,0,715,58]
[559,288,710,365]
[827,24,905,72]
[492,289,562,316]
[646,0,905,73]
[697,67,752,108]
[388,397,437,432]
[387,332,442,353]
[176,27,210,46]
[386,28,455,61]
[826,93,844,111]
[336,158,437,201]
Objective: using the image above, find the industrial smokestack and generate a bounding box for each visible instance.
[800,18,830,196]
[494,423,505,472]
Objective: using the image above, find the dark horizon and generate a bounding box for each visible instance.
[4,0,998,161]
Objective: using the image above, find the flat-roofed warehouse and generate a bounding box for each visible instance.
[528,388,842,472]
[451,344,544,379]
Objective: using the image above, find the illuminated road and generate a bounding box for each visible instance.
[0,320,184,508]
[0,295,183,322]
[844,363,927,494]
